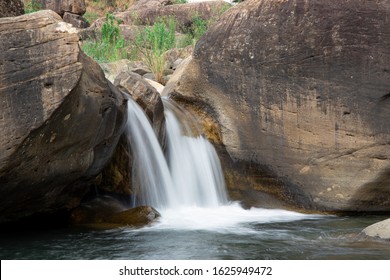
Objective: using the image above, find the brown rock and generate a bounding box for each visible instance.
[37,0,86,16]
[0,0,24,17]
[163,0,390,212]
[70,196,160,229]
[0,10,127,223]
[63,11,89,28]
[115,71,166,148]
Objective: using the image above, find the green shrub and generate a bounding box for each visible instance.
[82,14,128,63]
[132,17,177,84]
[192,16,208,42]
[24,0,42,14]
[84,11,100,25]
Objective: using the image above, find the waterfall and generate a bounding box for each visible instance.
[125,98,228,211]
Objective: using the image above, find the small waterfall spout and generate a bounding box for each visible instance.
[125,98,228,211]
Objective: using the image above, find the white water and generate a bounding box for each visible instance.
[126,98,227,210]
[126,99,174,208]
[126,97,321,232]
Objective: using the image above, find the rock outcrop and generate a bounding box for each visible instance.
[69,196,160,229]
[163,0,390,212]
[362,218,390,240]
[115,71,166,148]
[0,10,127,223]
[0,0,24,18]
[36,0,86,16]
[37,0,88,28]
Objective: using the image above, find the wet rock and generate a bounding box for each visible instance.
[0,0,24,18]
[70,196,160,229]
[114,71,166,148]
[163,0,390,212]
[0,10,127,223]
[362,218,390,240]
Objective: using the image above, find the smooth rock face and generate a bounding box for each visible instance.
[164,0,390,211]
[0,0,24,17]
[362,218,390,240]
[0,10,127,223]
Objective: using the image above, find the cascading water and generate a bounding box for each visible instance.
[125,98,227,210]
[126,96,321,232]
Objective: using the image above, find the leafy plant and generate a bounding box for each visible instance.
[84,11,100,25]
[24,0,42,14]
[177,15,208,47]
[192,16,208,42]
[132,17,177,84]
[82,14,128,63]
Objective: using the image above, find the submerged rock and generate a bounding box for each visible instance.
[163,0,390,212]
[362,218,390,240]
[0,10,127,223]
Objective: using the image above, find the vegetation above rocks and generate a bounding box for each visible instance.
[82,12,212,84]
[23,0,42,13]
[82,13,128,63]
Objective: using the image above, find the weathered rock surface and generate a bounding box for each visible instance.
[63,11,89,28]
[163,0,390,212]
[0,0,24,18]
[115,71,166,148]
[0,10,127,223]
[116,0,231,31]
[70,196,160,229]
[37,0,86,16]
[362,218,390,240]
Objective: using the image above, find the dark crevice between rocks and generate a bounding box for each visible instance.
[380,92,390,102]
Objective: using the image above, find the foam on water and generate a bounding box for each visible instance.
[148,202,322,234]
[126,97,322,233]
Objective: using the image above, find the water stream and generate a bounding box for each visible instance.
[0,98,389,259]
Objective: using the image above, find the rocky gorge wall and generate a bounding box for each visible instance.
[0,10,127,223]
[163,0,390,212]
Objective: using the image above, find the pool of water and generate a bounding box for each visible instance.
[1,204,389,260]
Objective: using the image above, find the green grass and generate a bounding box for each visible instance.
[84,11,100,25]
[132,17,177,84]
[82,14,128,63]
[24,0,42,14]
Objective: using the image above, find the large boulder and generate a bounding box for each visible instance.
[69,196,161,229]
[114,71,166,148]
[0,0,24,18]
[36,0,88,28]
[0,10,127,223]
[163,0,390,212]
[362,218,390,240]
[36,0,86,16]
